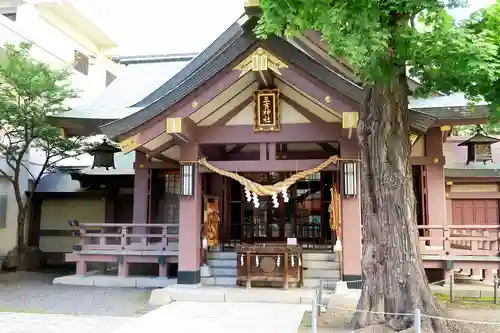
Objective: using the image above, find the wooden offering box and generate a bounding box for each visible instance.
[236,244,303,289]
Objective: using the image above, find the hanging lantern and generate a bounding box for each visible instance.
[180,163,196,197]
[88,139,120,170]
[343,161,358,197]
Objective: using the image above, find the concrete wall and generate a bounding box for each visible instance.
[39,198,105,253]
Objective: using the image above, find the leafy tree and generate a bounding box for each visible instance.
[0,42,88,267]
[257,1,499,332]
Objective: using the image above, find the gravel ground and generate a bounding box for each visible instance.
[298,296,500,333]
[0,270,157,317]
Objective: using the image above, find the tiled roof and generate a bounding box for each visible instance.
[57,56,193,120]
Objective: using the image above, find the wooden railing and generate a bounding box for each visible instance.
[418,225,500,256]
[68,220,179,252]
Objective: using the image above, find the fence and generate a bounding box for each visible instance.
[311,277,500,333]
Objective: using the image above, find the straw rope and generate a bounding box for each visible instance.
[197,155,340,196]
[329,186,342,236]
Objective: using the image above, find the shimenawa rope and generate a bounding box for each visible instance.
[198,155,340,196]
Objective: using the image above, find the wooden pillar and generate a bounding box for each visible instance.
[177,143,202,285]
[133,151,150,244]
[425,128,446,245]
[340,137,361,285]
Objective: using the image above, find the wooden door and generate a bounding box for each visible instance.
[452,199,499,225]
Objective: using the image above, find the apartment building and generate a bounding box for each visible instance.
[0,0,123,257]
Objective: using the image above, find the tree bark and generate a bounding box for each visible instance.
[350,72,447,332]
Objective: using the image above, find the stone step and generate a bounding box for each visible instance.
[303,260,339,270]
[304,268,340,279]
[208,252,237,260]
[207,259,237,268]
[212,267,237,277]
[201,276,237,286]
[303,278,339,289]
[302,252,338,262]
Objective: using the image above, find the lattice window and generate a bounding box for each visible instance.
[165,174,180,234]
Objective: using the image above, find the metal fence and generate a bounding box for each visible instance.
[311,277,500,333]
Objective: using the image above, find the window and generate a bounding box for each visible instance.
[105,70,116,87]
[0,194,7,229]
[73,50,89,75]
[3,12,16,21]
[474,144,492,162]
[164,173,180,234]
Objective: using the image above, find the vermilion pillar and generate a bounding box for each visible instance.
[425,128,446,245]
[133,151,150,244]
[340,137,362,287]
[177,143,202,285]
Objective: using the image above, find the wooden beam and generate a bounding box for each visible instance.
[281,94,327,124]
[213,96,253,126]
[277,64,357,114]
[410,156,445,166]
[256,70,274,87]
[227,144,246,154]
[198,123,341,144]
[199,159,339,173]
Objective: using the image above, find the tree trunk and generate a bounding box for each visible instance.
[350,72,446,332]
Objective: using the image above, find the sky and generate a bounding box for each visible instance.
[66,0,498,56]
[68,0,244,55]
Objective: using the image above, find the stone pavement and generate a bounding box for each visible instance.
[110,302,309,333]
[0,271,154,316]
[0,313,131,333]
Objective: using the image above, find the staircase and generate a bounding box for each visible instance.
[202,251,237,286]
[302,252,340,289]
[202,251,341,288]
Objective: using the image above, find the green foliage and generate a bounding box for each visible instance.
[0,42,88,191]
[256,0,500,108]
[453,123,500,135]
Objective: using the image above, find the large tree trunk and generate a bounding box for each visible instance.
[350,72,446,333]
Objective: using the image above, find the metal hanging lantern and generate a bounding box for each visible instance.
[343,161,358,197]
[180,163,196,197]
[88,139,121,170]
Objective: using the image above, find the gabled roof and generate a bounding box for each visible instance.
[98,15,441,139]
[100,15,253,138]
[59,14,490,139]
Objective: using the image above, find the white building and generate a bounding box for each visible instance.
[0,0,123,257]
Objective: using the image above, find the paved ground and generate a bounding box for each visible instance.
[111,302,309,333]
[0,313,132,333]
[0,271,310,333]
[0,271,155,316]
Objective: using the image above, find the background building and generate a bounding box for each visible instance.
[0,0,123,257]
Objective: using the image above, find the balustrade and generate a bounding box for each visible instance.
[418,225,500,256]
[68,220,179,253]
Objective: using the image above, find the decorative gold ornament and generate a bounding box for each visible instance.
[233,47,288,77]
[166,117,183,134]
[191,101,198,108]
[342,112,358,129]
[409,133,420,146]
[119,134,139,153]
[446,180,453,186]
[325,95,332,103]
[433,157,439,164]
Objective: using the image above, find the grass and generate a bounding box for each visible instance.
[434,292,500,309]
